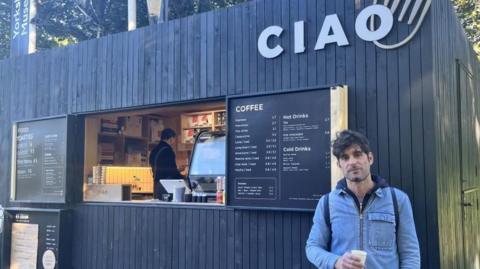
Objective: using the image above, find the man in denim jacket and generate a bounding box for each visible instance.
[306,130,420,269]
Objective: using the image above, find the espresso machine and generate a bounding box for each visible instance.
[187,130,226,202]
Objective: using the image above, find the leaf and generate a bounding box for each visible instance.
[452,0,480,59]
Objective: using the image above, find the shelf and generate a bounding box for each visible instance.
[98,133,148,141]
[182,126,211,130]
[98,131,149,166]
[99,132,119,137]
[180,109,225,145]
[124,136,148,141]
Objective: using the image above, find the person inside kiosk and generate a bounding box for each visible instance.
[83,102,226,203]
[149,128,185,199]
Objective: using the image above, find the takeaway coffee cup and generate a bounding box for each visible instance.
[184,193,192,202]
[173,187,186,202]
[351,250,367,266]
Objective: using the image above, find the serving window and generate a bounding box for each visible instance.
[82,100,226,203]
[10,87,347,211]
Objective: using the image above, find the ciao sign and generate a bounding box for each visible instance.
[258,2,432,58]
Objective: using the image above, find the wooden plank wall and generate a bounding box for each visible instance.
[0,0,448,268]
[71,204,314,269]
[431,0,480,268]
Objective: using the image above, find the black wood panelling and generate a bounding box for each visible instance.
[0,0,478,268]
[431,1,480,268]
[70,204,315,269]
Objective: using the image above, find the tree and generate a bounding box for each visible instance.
[32,0,248,50]
[452,0,480,59]
[168,0,195,20]
[169,0,249,20]
[33,0,148,50]
[0,0,250,59]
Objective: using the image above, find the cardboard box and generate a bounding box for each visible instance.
[126,152,142,166]
[123,116,143,137]
[150,119,164,142]
[84,184,132,202]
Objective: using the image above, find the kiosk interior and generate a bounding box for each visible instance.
[82,101,226,203]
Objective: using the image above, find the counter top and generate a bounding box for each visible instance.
[81,199,230,210]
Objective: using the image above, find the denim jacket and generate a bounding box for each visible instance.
[305,176,420,269]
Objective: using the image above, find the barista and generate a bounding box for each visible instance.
[149,128,184,199]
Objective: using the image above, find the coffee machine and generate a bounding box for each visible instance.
[187,131,226,202]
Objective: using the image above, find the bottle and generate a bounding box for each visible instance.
[215,176,224,204]
[216,190,223,204]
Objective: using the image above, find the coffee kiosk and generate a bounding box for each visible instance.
[0,0,478,268]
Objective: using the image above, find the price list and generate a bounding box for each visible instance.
[10,209,64,269]
[228,89,333,210]
[45,224,58,250]
[16,131,38,181]
[14,117,67,202]
[42,134,65,194]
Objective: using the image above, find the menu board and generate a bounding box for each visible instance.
[12,117,68,203]
[10,223,39,269]
[227,87,347,210]
[5,209,70,269]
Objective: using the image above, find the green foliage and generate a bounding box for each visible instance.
[168,0,195,19]
[452,0,480,59]
[168,0,250,20]
[32,0,249,50]
[0,0,250,59]
[34,0,148,50]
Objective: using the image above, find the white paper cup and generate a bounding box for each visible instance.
[351,250,367,266]
[173,187,185,202]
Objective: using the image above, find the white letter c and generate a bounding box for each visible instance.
[258,26,284,59]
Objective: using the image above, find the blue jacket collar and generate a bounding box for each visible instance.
[335,175,389,197]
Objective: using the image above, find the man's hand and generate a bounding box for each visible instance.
[334,252,364,269]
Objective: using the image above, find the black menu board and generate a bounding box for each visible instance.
[3,208,71,269]
[227,88,333,210]
[13,117,68,203]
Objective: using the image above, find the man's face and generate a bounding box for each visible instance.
[337,145,373,182]
[167,136,176,146]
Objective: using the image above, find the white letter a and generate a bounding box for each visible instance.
[315,14,349,50]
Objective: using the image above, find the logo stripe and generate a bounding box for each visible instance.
[399,0,413,21]
[408,0,426,24]
[372,0,432,49]
[391,0,402,15]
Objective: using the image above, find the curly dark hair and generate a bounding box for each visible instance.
[332,130,371,159]
[161,128,177,140]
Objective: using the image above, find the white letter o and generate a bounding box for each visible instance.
[355,5,393,42]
